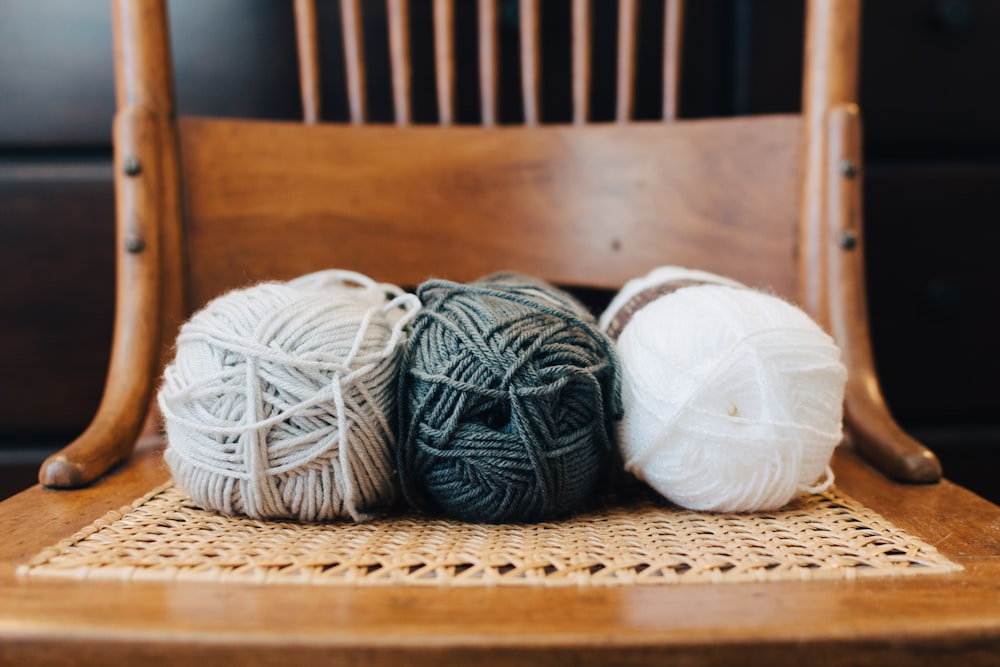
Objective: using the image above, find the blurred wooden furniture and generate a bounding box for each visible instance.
[1,0,998,664]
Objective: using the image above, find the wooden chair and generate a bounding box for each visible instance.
[38,0,942,491]
[1,1,998,664]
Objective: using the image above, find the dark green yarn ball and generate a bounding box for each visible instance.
[397,273,622,523]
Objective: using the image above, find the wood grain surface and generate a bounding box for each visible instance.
[179,114,801,309]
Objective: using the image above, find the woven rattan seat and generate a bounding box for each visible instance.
[22,482,959,586]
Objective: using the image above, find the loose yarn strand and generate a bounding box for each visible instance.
[803,465,835,495]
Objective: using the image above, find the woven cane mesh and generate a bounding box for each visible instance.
[21,483,960,586]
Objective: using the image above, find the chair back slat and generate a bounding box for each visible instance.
[519,0,541,126]
[340,0,367,124]
[178,115,801,307]
[293,0,321,123]
[387,0,411,126]
[433,0,455,126]
[476,0,499,126]
[615,0,638,122]
[572,0,591,125]
[662,0,685,121]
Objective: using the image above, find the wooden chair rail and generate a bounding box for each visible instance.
[176,114,801,308]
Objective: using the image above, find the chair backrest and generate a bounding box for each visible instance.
[39,0,942,490]
[178,0,797,306]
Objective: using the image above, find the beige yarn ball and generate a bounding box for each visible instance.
[158,270,420,522]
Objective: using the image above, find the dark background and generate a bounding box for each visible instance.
[2,0,998,501]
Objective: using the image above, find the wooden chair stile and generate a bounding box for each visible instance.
[2,1,998,664]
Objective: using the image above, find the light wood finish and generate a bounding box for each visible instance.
[293,0,320,123]
[662,0,685,121]
[616,0,638,122]
[340,0,367,124]
[477,0,498,126]
[433,0,454,126]
[519,0,540,125]
[572,0,590,125]
[3,439,999,665]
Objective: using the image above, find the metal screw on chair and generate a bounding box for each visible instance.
[838,159,859,179]
[122,156,142,176]
[839,230,858,250]
[124,236,146,253]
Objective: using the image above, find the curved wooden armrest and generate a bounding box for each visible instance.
[39,398,154,489]
[826,104,941,484]
[844,381,941,483]
[40,109,164,489]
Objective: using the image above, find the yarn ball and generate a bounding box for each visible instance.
[158,270,421,523]
[398,273,622,523]
[599,266,848,513]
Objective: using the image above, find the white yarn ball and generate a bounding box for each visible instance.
[600,266,847,513]
[158,270,421,522]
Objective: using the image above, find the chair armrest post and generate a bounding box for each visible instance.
[39,0,185,488]
[825,104,942,484]
[800,0,860,324]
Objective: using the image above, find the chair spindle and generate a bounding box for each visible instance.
[329,0,683,127]
[572,0,591,125]
[616,0,638,123]
[434,0,455,126]
[341,0,367,124]
[662,0,684,121]
[478,0,499,126]
[519,0,541,126]
[293,0,321,123]
[387,0,412,126]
